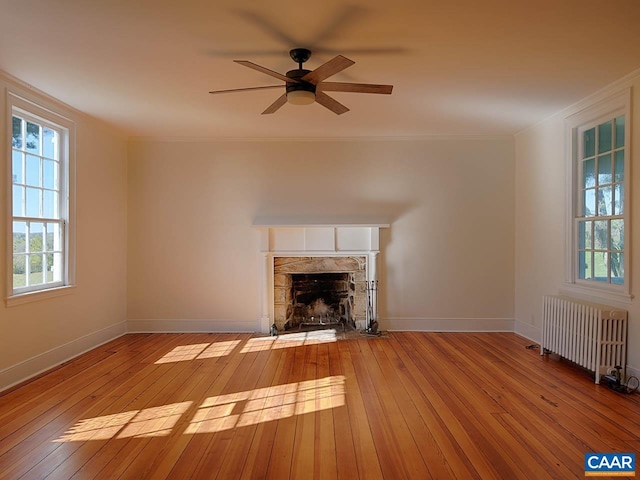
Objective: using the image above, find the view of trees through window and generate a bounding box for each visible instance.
[11,112,64,292]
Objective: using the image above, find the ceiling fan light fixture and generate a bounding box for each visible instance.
[287,89,315,105]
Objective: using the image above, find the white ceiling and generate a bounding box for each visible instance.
[1,0,640,139]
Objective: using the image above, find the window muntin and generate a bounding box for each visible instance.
[576,114,625,286]
[10,107,68,295]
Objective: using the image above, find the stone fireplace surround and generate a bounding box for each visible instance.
[253,218,389,334]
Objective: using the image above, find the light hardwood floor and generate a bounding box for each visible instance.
[0,331,638,479]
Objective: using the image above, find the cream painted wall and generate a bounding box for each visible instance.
[127,137,515,332]
[514,71,640,375]
[0,73,128,389]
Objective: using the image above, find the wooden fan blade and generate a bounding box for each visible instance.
[318,82,393,95]
[209,85,285,95]
[315,91,349,115]
[301,55,355,85]
[234,60,298,83]
[262,94,288,114]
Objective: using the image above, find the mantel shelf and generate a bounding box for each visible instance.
[252,216,390,229]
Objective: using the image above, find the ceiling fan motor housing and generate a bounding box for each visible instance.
[285,69,316,95]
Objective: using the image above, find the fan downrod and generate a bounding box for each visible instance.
[289,48,311,69]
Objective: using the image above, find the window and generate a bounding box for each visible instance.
[577,116,625,284]
[565,89,631,302]
[7,92,75,302]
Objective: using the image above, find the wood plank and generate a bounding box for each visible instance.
[290,345,318,479]
[327,341,359,480]
[214,344,288,479]
[265,343,307,479]
[336,340,384,480]
[188,346,274,478]
[314,342,338,480]
[238,344,296,480]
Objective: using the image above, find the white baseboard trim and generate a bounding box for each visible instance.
[381,317,514,332]
[127,318,259,333]
[513,319,540,343]
[0,321,127,393]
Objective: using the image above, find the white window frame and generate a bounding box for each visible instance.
[5,90,76,306]
[563,88,632,304]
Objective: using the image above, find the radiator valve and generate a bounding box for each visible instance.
[601,366,639,394]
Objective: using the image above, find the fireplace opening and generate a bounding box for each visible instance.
[285,273,352,331]
[273,256,367,333]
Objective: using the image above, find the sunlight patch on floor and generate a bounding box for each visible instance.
[52,375,346,443]
[241,329,338,353]
[54,401,193,442]
[184,375,346,434]
[155,340,241,364]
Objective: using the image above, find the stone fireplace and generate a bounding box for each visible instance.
[273,256,367,331]
[253,218,389,334]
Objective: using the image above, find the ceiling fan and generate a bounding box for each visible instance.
[208,48,393,115]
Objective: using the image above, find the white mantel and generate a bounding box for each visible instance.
[253,218,390,333]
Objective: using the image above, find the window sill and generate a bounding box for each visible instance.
[559,283,634,306]
[5,285,76,307]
